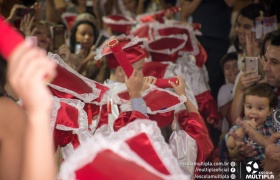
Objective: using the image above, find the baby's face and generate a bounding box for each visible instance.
[223,60,239,84]
[244,95,272,129]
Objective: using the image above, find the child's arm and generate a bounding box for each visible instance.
[170,76,198,113]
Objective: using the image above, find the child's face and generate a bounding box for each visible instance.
[224,60,239,84]
[244,95,272,128]
[75,24,94,50]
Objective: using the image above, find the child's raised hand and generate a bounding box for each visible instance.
[7,41,57,114]
[170,76,186,96]
[125,69,144,98]
[141,76,157,91]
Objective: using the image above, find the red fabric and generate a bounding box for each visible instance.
[132,25,154,41]
[148,111,174,128]
[142,61,168,79]
[148,37,185,62]
[195,43,208,68]
[117,90,180,112]
[75,149,162,180]
[56,102,79,128]
[195,91,222,125]
[0,16,24,60]
[103,15,134,34]
[157,27,194,53]
[53,129,80,149]
[125,133,170,175]
[105,38,146,70]
[155,78,178,88]
[51,65,92,94]
[109,39,134,77]
[64,15,76,30]
[97,104,110,129]
[176,111,213,163]
[114,111,148,131]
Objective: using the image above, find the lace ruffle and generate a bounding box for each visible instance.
[58,120,190,180]
[47,52,101,103]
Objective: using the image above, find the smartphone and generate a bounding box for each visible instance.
[75,42,81,54]
[52,25,65,50]
[16,8,35,17]
[245,57,258,77]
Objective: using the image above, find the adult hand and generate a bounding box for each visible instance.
[7,41,57,114]
[30,2,43,21]
[7,4,26,23]
[58,44,71,63]
[264,133,280,173]
[125,69,144,98]
[238,70,261,89]
[229,129,257,158]
[246,32,261,57]
[20,14,35,36]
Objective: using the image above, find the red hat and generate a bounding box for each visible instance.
[132,23,154,41]
[153,23,199,55]
[144,36,186,63]
[61,12,77,30]
[58,120,189,180]
[95,36,147,69]
[102,15,136,35]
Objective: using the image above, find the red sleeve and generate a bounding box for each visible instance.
[113,111,148,131]
[176,110,213,163]
[0,16,24,60]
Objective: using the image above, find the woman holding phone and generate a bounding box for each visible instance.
[69,19,108,82]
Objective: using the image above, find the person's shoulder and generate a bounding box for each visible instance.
[0,97,27,121]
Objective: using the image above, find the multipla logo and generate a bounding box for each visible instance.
[245,161,274,179]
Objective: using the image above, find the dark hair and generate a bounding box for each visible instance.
[220,52,238,71]
[69,20,99,53]
[239,4,265,23]
[244,83,276,108]
[0,55,7,96]
[260,30,280,56]
[233,4,265,53]
[270,31,280,47]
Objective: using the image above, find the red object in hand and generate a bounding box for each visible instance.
[0,16,24,60]
[108,39,134,78]
[155,78,178,88]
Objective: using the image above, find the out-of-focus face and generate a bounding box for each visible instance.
[77,0,86,6]
[236,15,254,45]
[223,60,239,84]
[75,24,94,50]
[123,0,136,12]
[244,95,272,128]
[33,24,52,50]
[263,45,280,87]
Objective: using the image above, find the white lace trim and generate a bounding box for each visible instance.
[107,83,186,114]
[47,52,100,103]
[94,35,148,60]
[152,23,199,56]
[50,97,61,132]
[131,23,154,40]
[143,35,187,55]
[102,15,136,25]
[55,98,88,131]
[58,120,190,180]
